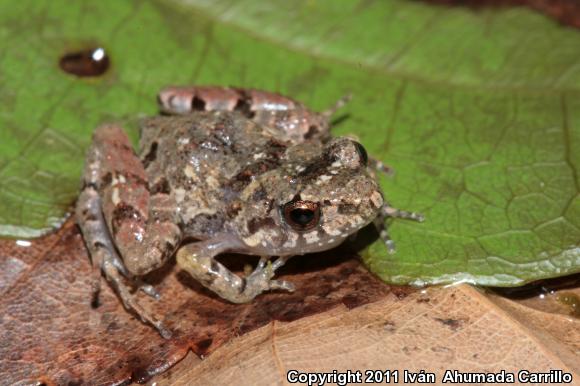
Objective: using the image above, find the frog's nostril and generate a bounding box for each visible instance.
[59,47,110,77]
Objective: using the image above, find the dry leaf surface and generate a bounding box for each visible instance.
[0,220,394,385]
[3,220,578,385]
[152,284,580,385]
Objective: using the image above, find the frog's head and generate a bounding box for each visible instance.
[238,137,384,256]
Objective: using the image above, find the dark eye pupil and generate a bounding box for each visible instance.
[290,208,314,225]
[354,142,368,166]
[282,199,320,231]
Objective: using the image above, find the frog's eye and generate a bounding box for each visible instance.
[282,200,321,231]
[353,141,368,166]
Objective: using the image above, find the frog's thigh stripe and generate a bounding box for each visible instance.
[158,86,301,115]
[158,86,239,114]
[157,86,329,143]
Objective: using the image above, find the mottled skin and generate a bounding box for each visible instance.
[76,86,423,337]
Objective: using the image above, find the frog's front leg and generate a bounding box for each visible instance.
[176,239,295,303]
[369,157,395,177]
[77,124,181,338]
[157,86,346,143]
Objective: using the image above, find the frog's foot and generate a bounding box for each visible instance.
[375,203,424,254]
[87,240,171,338]
[381,205,425,222]
[102,261,172,339]
[321,94,352,119]
[176,242,294,304]
[369,157,395,177]
[241,256,295,300]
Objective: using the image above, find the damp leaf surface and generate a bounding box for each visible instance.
[0,0,578,285]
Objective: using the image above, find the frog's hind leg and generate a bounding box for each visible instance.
[157,86,346,143]
[176,240,294,303]
[76,183,172,338]
[76,124,180,338]
[375,203,424,254]
[91,124,181,277]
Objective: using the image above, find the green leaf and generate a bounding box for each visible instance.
[0,0,578,285]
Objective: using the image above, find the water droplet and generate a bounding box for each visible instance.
[15,240,32,247]
[59,47,110,77]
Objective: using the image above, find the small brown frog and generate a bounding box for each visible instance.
[76,86,423,337]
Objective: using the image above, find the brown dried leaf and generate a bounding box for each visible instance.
[2,222,578,385]
[0,220,393,385]
[151,284,580,385]
[425,0,580,29]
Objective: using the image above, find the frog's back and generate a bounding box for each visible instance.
[139,111,288,238]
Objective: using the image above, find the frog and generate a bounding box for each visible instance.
[76,86,424,338]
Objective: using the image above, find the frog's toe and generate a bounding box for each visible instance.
[246,256,294,293]
[137,281,161,300]
[251,256,269,274]
[240,275,294,301]
[269,279,295,292]
[379,229,397,254]
[156,323,173,339]
[271,256,291,271]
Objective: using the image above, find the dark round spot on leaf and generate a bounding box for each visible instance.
[59,47,110,77]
